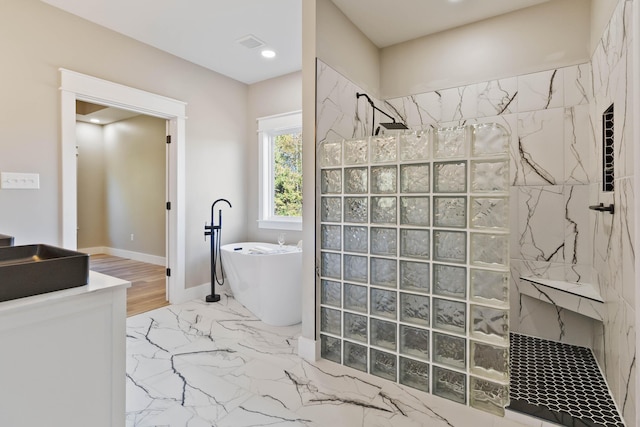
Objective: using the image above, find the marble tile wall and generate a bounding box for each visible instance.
[589,1,636,424]
[315,1,635,423]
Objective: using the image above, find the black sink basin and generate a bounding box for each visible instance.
[0,234,14,247]
[0,244,89,303]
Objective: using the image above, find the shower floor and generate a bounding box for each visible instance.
[508,333,624,427]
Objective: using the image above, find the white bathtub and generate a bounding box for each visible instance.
[220,242,302,326]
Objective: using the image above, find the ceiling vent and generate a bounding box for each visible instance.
[236,34,265,49]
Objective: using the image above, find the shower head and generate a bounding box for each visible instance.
[379,122,409,130]
[375,122,409,135]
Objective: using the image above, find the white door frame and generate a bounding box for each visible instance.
[60,69,186,304]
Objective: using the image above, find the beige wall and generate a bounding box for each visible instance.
[0,0,248,289]
[103,115,166,256]
[77,116,166,257]
[76,122,106,248]
[316,0,380,97]
[591,0,621,52]
[380,0,591,98]
[246,71,303,245]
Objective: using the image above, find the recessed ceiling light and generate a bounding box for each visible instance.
[90,118,100,123]
[261,49,276,59]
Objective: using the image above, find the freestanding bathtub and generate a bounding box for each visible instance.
[220,242,302,326]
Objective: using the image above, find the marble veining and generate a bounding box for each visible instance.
[126,295,528,427]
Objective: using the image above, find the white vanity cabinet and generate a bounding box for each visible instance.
[0,271,130,427]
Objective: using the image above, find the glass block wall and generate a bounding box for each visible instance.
[317,123,511,416]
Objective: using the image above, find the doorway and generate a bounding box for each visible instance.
[76,102,169,312]
[60,69,187,304]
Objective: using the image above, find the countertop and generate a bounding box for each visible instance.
[0,270,131,314]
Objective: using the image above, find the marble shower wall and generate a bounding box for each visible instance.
[589,1,636,424]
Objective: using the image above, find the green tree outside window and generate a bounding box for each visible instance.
[273,132,303,217]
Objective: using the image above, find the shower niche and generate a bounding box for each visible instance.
[317,123,511,416]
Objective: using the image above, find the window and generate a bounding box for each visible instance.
[258,111,303,230]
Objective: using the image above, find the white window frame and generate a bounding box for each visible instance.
[257,111,303,231]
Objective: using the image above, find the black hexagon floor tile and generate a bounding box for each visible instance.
[508,333,624,427]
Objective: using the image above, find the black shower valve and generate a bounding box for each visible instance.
[588,203,614,214]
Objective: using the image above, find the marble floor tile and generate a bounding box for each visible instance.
[126,294,528,427]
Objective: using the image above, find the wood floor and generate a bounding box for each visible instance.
[89,254,169,317]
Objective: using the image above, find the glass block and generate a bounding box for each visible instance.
[320,334,341,364]
[344,341,367,372]
[470,305,509,344]
[321,280,341,308]
[370,318,396,351]
[399,357,429,392]
[400,325,429,361]
[471,123,509,157]
[433,196,467,228]
[470,197,508,230]
[470,160,509,193]
[371,166,397,194]
[344,312,368,343]
[400,229,430,260]
[470,269,509,306]
[470,376,508,417]
[470,341,509,382]
[400,197,430,226]
[400,164,430,193]
[321,252,341,279]
[433,332,466,369]
[432,366,466,404]
[399,261,430,293]
[370,227,397,256]
[434,126,466,159]
[344,197,368,223]
[321,169,342,194]
[321,197,342,223]
[344,283,368,313]
[320,307,341,335]
[321,224,341,251]
[371,288,397,319]
[371,197,397,224]
[470,233,508,267]
[343,254,368,283]
[434,161,467,193]
[399,130,430,161]
[344,138,369,165]
[343,225,368,253]
[399,292,429,326]
[319,140,343,167]
[433,298,466,334]
[344,167,368,194]
[371,134,397,163]
[433,264,466,299]
[370,348,397,381]
[370,257,397,288]
[433,230,466,264]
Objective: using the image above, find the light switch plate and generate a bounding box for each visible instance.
[1,172,40,189]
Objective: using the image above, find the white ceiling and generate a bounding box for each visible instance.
[42,0,551,85]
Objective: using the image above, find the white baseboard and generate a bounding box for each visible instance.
[79,246,166,266]
[173,282,211,304]
[298,336,319,361]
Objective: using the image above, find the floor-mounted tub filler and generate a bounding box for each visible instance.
[221,242,302,326]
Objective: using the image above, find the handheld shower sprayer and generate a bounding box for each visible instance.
[204,198,232,303]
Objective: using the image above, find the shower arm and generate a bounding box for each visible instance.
[356,92,400,135]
